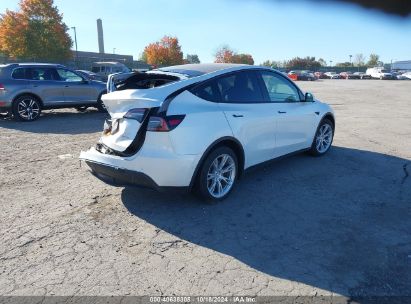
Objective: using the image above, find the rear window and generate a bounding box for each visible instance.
[115,72,180,90]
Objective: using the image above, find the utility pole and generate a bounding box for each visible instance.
[71,27,78,67]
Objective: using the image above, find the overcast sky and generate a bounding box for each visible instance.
[1,0,411,64]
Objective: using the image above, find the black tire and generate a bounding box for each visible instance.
[308,118,334,156]
[196,146,238,202]
[96,92,107,112]
[12,95,42,122]
[75,106,88,112]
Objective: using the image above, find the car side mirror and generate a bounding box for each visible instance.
[305,92,314,102]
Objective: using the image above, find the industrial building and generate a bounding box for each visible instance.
[391,60,411,71]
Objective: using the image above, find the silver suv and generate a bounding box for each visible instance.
[0,63,107,121]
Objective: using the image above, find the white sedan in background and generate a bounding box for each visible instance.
[324,72,341,79]
[80,64,335,201]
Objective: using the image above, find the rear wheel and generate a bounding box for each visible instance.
[309,118,334,156]
[196,146,238,202]
[12,95,42,121]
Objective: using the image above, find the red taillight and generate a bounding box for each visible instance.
[147,115,185,132]
[0,84,5,91]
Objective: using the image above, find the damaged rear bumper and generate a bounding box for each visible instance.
[84,160,189,192]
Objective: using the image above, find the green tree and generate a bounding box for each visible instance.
[367,54,380,67]
[261,60,284,69]
[318,58,327,67]
[138,51,148,63]
[231,53,254,65]
[185,54,200,64]
[0,0,72,61]
[286,57,322,70]
[335,62,352,67]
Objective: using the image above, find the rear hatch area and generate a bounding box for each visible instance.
[97,72,182,155]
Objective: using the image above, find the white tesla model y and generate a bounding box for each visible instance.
[80,64,335,201]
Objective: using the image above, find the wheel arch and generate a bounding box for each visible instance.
[321,112,335,129]
[13,92,44,107]
[189,136,245,189]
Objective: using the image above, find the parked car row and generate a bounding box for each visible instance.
[287,69,411,81]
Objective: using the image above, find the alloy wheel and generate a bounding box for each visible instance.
[206,154,236,199]
[315,123,333,153]
[17,98,40,121]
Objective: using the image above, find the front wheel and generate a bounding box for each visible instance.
[196,147,238,202]
[309,118,334,156]
[12,95,42,121]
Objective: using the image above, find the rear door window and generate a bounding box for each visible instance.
[191,71,264,103]
[28,68,60,81]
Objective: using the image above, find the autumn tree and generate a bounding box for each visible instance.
[367,54,380,67]
[214,45,235,63]
[231,54,254,65]
[185,54,200,64]
[144,36,184,66]
[0,0,72,61]
[214,45,254,65]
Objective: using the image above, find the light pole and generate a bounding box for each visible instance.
[71,27,78,67]
[113,48,116,55]
[330,60,333,69]
[349,55,353,67]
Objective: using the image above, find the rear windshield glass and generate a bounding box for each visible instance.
[115,72,180,90]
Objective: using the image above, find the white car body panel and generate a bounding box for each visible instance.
[80,64,335,190]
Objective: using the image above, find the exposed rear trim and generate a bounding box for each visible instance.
[85,160,188,192]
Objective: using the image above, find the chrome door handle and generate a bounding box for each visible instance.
[278,111,287,114]
[232,114,243,118]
